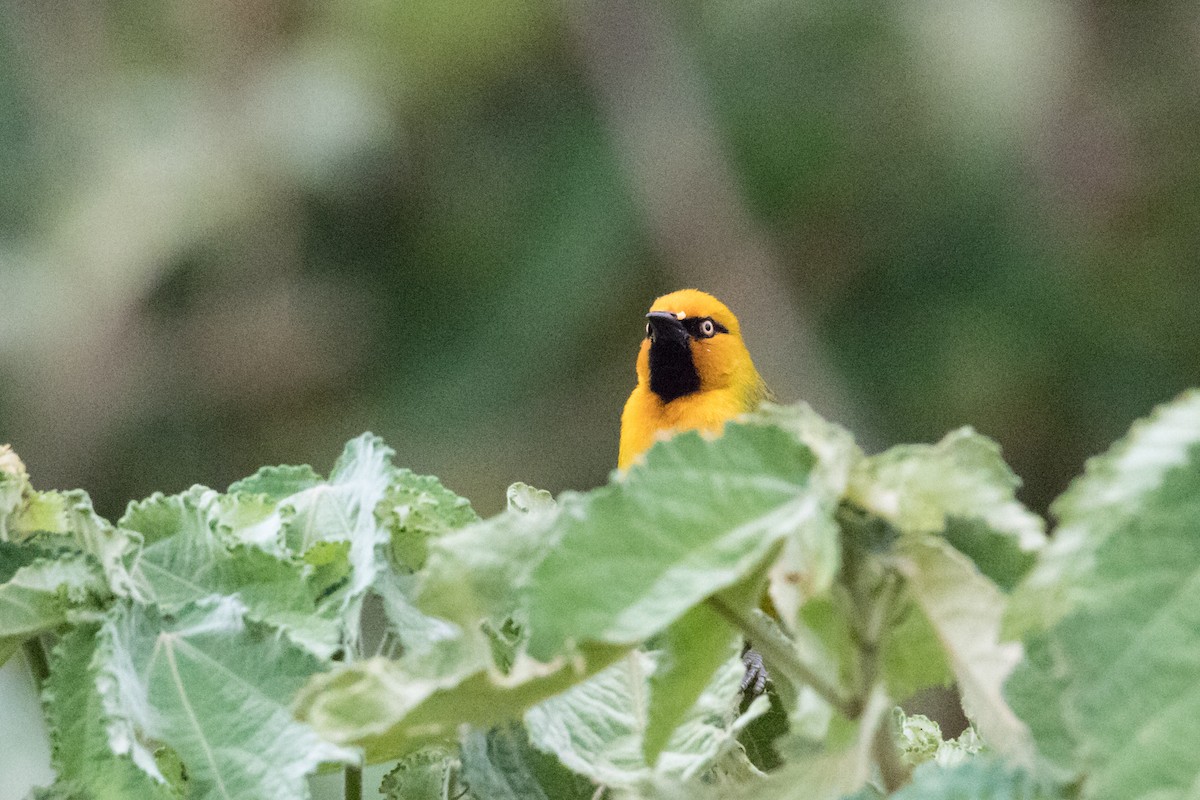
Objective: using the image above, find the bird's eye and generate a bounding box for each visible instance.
[699,318,715,337]
[645,322,652,338]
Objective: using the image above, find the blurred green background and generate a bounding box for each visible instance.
[2,0,1198,523]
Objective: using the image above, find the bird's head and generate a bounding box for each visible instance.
[636,289,755,402]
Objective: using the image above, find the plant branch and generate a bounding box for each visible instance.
[857,571,911,791]
[706,595,857,718]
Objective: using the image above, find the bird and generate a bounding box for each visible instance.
[618,289,771,471]
[618,289,772,694]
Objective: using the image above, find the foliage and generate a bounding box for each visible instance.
[4,393,1200,798]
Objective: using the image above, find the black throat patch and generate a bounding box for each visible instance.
[648,338,700,403]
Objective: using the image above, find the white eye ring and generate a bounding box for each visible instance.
[700,318,715,337]
[645,322,652,338]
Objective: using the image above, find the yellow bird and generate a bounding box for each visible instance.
[618,289,770,470]
[618,289,773,694]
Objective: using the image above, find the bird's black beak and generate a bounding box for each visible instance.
[646,311,688,346]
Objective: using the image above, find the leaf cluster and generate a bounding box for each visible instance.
[6,392,1200,799]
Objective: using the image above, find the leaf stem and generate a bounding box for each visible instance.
[871,712,908,793]
[706,595,857,718]
[345,763,362,800]
[22,636,51,691]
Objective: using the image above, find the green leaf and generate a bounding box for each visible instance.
[119,488,343,657]
[1003,632,1073,771]
[44,625,178,800]
[95,598,353,800]
[731,687,892,800]
[379,746,464,800]
[943,517,1037,593]
[523,650,766,787]
[380,470,479,572]
[416,489,562,636]
[304,540,352,600]
[1010,389,1200,632]
[120,487,225,605]
[0,543,107,648]
[482,615,525,675]
[894,709,984,768]
[279,434,397,636]
[227,464,323,500]
[373,569,483,680]
[221,544,344,658]
[221,466,322,556]
[1007,391,1200,798]
[897,538,1031,763]
[848,428,1045,584]
[11,490,71,540]
[459,724,594,800]
[643,604,738,764]
[26,782,93,800]
[61,490,141,600]
[420,420,834,668]
[525,422,825,659]
[889,758,1061,799]
[879,595,952,702]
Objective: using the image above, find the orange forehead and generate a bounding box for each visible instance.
[648,289,740,333]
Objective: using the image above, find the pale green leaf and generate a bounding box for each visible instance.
[416,493,562,635]
[95,598,353,800]
[1007,391,1200,798]
[848,429,1045,585]
[745,403,863,495]
[506,482,555,514]
[25,782,92,800]
[295,643,628,764]
[220,466,321,556]
[743,403,857,625]
[373,569,484,680]
[279,434,397,639]
[888,758,1060,799]
[120,487,224,605]
[1011,389,1200,631]
[61,490,141,600]
[44,625,178,800]
[0,453,30,541]
[524,650,766,787]
[897,538,1031,763]
[221,544,344,659]
[216,492,290,555]
[10,490,70,540]
[526,423,825,659]
[119,488,343,657]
